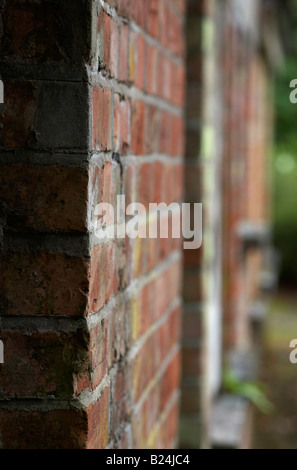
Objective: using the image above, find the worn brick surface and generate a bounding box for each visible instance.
[0,0,186,450]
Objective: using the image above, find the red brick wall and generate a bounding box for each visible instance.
[181,0,273,448]
[180,0,203,449]
[221,5,272,352]
[0,0,186,448]
[0,0,274,450]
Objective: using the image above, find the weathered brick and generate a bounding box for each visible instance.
[139,162,153,208]
[88,242,118,314]
[113,94,130,154]
[0,330,89,398]
[86,386,110,449]
[131,100,146,155]
[110,367,130,435]
[0,249,89,317]
[148,0,160,39]
[32,81,89,150]
[146,106,161,154]
[119,23,129,82]
[0,81,37,149]
[1,0,91,65]
[0,409,88,449]
[92,86,112,151]
[0,166,88,232]
[146,44,159,95]
[129,31,146,90]
[160,352,180,411]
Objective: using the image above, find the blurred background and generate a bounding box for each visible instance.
[253,0,297,449]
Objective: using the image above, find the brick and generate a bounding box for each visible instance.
[173,163,184,202]
[92,86,112,151]
[160,112,171,155]
[146,44,159,95]
[146,106,161,154]
[146,233,159,273]
[117,0,133,19]
[183,268,202,302]
[0,249,89,317]
[1,1,91,65]
[180,382,200,413]
[88,243,117,314]
[86,386,110,449]
[162,57,173,102]
[32,81,89,150]
[187,54,202,83]
[131,332,160,403]
[183,244,202,267]
[123,163,138,207]
[1,2,61,63]
[98,11,110,67]
[110,18,119,77]
[88,319,109,390]
[186,84,201,119]
[129,32,146,90]
[113,94,130,154]
[143,383,160,442]
[174,64,186,108]
[148,0,160,39]
[161,401,179,448]
[97,11,119,77]
[169,305,182,349]
[131,100,146,155]
[109,302,127,365]
[110,367,130,435]
[0,81,37,149]
[182,312,201,344]
[160,1,169,48]
[153,161,165,204]
[182,347,201,377]
[119,23,129,82]
[131,405,145,448]
[0,330,89,398]
[170,115,185,157]
[0,166,88,232]
[0,409,88,449]
[131,0,148,29]
[184,164,201,202]
[168,11,185,58]
[160,352,180,411]
[0,0,187,450]
[185,128,200,158]
[139,162,153,208]
[89,161,121,218]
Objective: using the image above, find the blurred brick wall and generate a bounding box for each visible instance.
[0,0,186,448]
[181,0,273,448]
[180,0,203,448]
[221,1,272,352]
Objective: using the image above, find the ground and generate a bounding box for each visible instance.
[253,291,297,449]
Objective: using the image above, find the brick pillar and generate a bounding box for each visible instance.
[0,0,186,448]
[179,0,203,449]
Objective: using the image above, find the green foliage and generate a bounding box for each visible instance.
[223,368,274,414]
[273,2,297,284]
